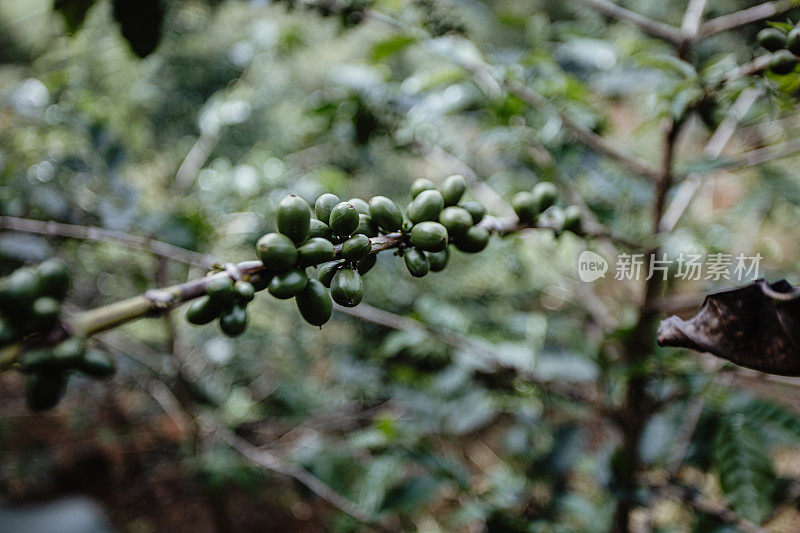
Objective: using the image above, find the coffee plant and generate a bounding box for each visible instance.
[4,0,800,531]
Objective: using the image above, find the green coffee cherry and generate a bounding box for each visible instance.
[80,349,116,378]
[234,280,256,303]
[329,202,360,236]
[439,206,473,238]
[356,254,377,275]
[206,277,235,307]
[295,279,332,326]
[18,348,56,372]
[407,190,444,224]
[769,49,798,74]
[269,269,308,299]
[318,262,340,288]
[277,195,311,244]
[315,193,341,223]
[441,174,466,206]
[31,297,60,331]
[330,268,363,307]
[186,296,220,325]
[368,196,403,232]
[404,247,430,277]
[348,198,370,215]
[409,221,449,252]
[410,178,436,198]
[26,372,67,411]
[0,268,39,312]
[532,182,558,212]
[428,248,449,272]
[355,214,378,237]
[512,191,539,224]
[37,259,70,301]
[309,218,333,240]
[341,234,372,261]
[788,27,800,55]
[562,205,582,233]
[249,272,273,292]
[220,304,248,337]
[52,337,86,368]
[758,28,787,52]
[257,232,298,271]
[297,238,336,267]
[460,201,485,224]
[455,226,489,253]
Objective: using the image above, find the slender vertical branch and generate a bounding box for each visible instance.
[611,118,680,533]
[681,0,708,37]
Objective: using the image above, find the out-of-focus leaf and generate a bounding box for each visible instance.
[54,0,97,34]
[713,414,776,522]
[112,0,163,58]
[379,475,439,513]
[371,34,418,62]
[638,54,697,79]
[741,399,800,441]
[657,279,800,376]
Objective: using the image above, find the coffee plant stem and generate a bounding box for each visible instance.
[9,216,614,354]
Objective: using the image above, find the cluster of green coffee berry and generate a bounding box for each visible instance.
[0,259,116,411]
[511,182,581,232]
[183,176,581,331]
[758,25,800,75]
[185,277,255,336]
[184,176,493,329]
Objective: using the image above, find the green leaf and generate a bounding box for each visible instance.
[713,414,776,522]
[379,475,439,513]
[371,34,418,62]
[741,399,800,442]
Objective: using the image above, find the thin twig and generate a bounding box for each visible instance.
[717,54,772,87]
[576,0,684,45]
[0,216,212,269]
[660,87,761,233]
[503,79,662,182]
[698,0,797,39]
[713,136,800,172]
[144,369,381,526]
[203,416,383,527]
[333,302,611,410]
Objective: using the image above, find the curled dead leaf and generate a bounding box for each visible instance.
[657,279,800,376]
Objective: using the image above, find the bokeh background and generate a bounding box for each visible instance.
[3,0,800,531]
